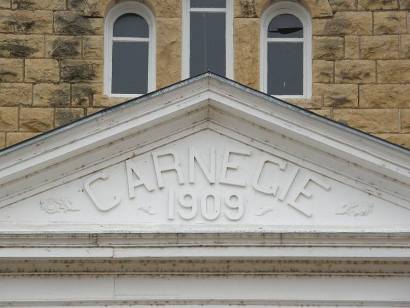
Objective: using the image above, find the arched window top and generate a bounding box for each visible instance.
[260,1,312,98]
[113,13,149,38]
[268,14,303,38]
[261,1,311,33]
[104,2,156,97]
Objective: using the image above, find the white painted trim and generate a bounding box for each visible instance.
[112,37,150,42]
[260,1,312,99]
[104,1,156,97]
[267,38,304,42]
[190,7,227,12]
[182,0,234,79]
[1,275,410,306]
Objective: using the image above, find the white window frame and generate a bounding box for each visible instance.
[104,1,156,97]
[182,0,234,79]
[260,1,312,99]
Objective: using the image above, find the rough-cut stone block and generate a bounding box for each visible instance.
[408,11,410,32]
[374,11,406,35]
[314,83,358,107]
[61,60,102,82]
[20,107,54,132]
[71,83,97,107]
[6,132,39,146]
[313,60,334,83]
[149,0,182,18]
[358,0,398,10]
[0,83,32,107]
[71,83,124,107]
[360,35,399,59]
[93,96,126,107]
[399,0,410,8]
[0,132,5,148]
[0,58,23,82]
[0,0,10,8]
[335,60,376,83]
[86,107,104,115]
[401,109,410,133]
[345,36,360,59]
[45,36,81,59]
[235,0,332,18]
[0,34,44,58]
[328,0,356,11]
[313,108,332,118]
[313,12,372,35]
[235,0,259,18]
[399,35,410,58]
[0,107,18,131]
[68,0,111,17]
[33,83,70,107]
[360,84,410,108]
[235,18,259,89]
[375,133,410,149]
[82,35,103,59]
[334,109,399,133]
[55,108,84,127]
[12,0,66,10]
[0,10,52,33]
[157,18,181,89]
[313,36,344,60]
[25,59,59,83]
[377,60,410,83]
[301,0,334,17]
[285,96,323,109]
[54,11,103,35]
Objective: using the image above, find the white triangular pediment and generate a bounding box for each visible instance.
[0,74,409,232]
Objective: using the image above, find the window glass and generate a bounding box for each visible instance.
[267,42,303,95]
[268,14,303,38]
[113,13,149,38]
[112,42,149,94]
[191,0,226,8]
[190,12,226,76]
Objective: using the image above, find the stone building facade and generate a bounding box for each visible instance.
[0,0,409,149]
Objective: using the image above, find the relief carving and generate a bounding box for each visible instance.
[40,198,79,214]
[81,146,333,221]
[256,206,274,216]
[336,202,374,217]
[84,172,121,212]
[137,204,156,216]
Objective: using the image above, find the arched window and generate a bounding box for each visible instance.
[104,2,156,97]
[182,0,233,79]
[260,2,311,98]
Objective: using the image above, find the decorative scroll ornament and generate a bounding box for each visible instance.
[40,198,79,214]
[336,202,374,217]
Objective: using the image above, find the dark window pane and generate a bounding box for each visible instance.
[267,42,303,95]
[191,0,226,8]
[268,14,303,38]
[190,12,226,76]
[113,13,149,38]
[112,42,148,94]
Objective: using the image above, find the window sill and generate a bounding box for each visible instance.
[271,94,310,100]
[107,93,144,98]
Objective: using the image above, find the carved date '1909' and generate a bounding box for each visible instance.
[83,146,331,219]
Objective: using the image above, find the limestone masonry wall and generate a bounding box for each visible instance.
[0,0,409,149]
